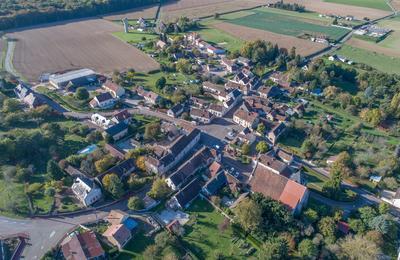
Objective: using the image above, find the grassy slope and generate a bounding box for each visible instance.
[377,16,400,50]
[336,44,400,74]
[227,9,348,40]
[324,0,391,11]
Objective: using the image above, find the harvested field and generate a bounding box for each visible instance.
[347,38,400,58]
[6,19,159,82]
[160,0,266,22]
[325,0,391,11]
[270,0,391,20]
[102,4,159,21]
[212,22,326,56]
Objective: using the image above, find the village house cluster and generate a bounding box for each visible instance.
[10,20,322,258]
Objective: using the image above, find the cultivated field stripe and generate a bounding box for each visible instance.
[276,0,391,20]
[212,22,326,57]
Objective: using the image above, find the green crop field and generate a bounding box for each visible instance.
[336,45,400,74]
[227,9,349,41]
[324,0,391,11]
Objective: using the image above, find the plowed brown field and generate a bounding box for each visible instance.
[212,22,327,57]
[7,19,159,82]
[160,0,266,22]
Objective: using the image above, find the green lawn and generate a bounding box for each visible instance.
[182,198,249,259]
[336,44,400,75]
[377,16,400,50]
[112,31,158,44]
[117,231,154,260]
[32,193,54,214]
[0,179,30,217]
[133,71,198,99]
[303,166,329,192]
[227,9,349,41]
[256,7,338,25]
[325,0,391,11]
[196,25,244,52]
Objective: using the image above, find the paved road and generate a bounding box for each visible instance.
[0,199,131,259]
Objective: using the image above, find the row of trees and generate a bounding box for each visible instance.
[271,1,306,12]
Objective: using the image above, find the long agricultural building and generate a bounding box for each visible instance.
[49,68,98,89]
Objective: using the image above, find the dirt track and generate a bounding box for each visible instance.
[391,0,400,11]
[272,0,391,20]
[347,37,400,57]
[160,0,266,22]
[6,19,159,82]
[212,22,326,56]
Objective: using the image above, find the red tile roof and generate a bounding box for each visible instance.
[103,81,121,92]
[250,164,307,212]
[279,180,307,211]
[338,221,350,234]
[103,224,131,247]
[209,161,222,178]
[62,231,104,260]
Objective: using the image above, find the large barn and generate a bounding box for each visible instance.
[49,68,98,89]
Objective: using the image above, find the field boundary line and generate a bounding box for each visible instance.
[0,36,8,71]
[4,39,24,79]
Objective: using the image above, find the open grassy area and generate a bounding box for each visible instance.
[133,71,198,99]
[195,25,244,52]
[0,179,29,217]
[118,231,154,260]
[336,44,400,75]
[227,9,349,41]
[377,16,400,50]
[303,166,329,192]
[182,198,250,259]
[325,0,391,11]
[112,31,158,44]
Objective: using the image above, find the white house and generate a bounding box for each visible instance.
[102,81,125,98]
[167,104,184,118]
[90,92,115,109]
[208,104,226,117]
[91,113,113,129]
[71,177,102,206]
[206,45,225,55]
[381,189,400,209]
